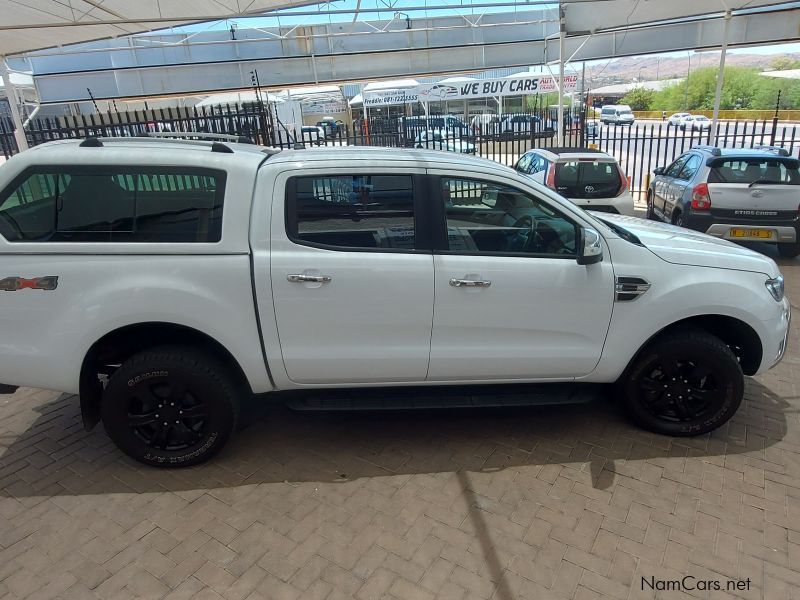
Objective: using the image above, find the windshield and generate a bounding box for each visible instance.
[708,158,800,185]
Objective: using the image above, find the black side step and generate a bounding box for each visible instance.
[284,383,600,411]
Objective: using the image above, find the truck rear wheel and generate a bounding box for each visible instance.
[621,330,743,436]
[101,346,239,467]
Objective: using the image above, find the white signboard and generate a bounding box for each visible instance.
[302,100,347,115]
[363,89,420,107]
[418,74,578,101]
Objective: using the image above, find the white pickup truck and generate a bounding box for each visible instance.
[0,136,790,466]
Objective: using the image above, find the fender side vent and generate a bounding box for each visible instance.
[616,276,650,302]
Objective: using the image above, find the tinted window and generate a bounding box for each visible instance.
[554,161,622,199]
[0,168,224,243]
[515,153,533,174]
[442,177,577,256]
[289,175,415,250]
[677,155,702,180]
[708,159,800,185]
[665,156,689,178]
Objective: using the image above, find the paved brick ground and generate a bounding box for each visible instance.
[0,251,798,600]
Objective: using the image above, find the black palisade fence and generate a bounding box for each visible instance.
[2,103,799,203]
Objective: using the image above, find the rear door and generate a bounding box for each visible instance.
[653,154,688,217]
[665,153,703,220]
[269,168,434,384]
[706,156,800,239]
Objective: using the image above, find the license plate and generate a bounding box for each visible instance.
[729,228,774,239]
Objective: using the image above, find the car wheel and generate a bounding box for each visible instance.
[673,212,685,228]
[101,346,240,467]
[645,193,656,220]
[621,330,743,436]
[778,242,800,258]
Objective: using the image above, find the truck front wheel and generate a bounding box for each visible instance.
[621,330,743,436]
[101,346,239,467]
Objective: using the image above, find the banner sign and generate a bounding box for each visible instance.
[361,74,579,106]
[363,89,420,107]
[302,100,347,115]
[418,74,578,102]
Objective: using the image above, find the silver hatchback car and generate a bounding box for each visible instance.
[647,145,800,258]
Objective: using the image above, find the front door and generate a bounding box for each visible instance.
[426,173,615,381]
[270,169,434,384]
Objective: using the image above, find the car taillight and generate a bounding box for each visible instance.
[616,166,630,196]
[545,165,556,190]
[691,183,712,211]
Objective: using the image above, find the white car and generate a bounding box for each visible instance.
[600,104,635,126]
[668,112,690,127]
[513,147,636,216]
[0,135,789,466]
[679,115,712,131]
[414,129,476,153]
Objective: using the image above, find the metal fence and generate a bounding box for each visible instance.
[3,103,800,203]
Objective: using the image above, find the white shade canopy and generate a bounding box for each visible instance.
[0,0,317,56]
[563,0,791,33]
[195,90,284,107]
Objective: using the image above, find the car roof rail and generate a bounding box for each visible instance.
[142,131,255,144]
[752,144,790,156]
[692,145,722,156]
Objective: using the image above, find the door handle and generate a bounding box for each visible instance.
[449,278,491,288]
[287,274,332,283]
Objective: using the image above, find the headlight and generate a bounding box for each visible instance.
[766,275,785,302]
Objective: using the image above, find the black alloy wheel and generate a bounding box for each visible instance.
[622,330,743,436]
[102,346,239,467]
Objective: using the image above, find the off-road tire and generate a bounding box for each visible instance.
[621,330,744,436]
[101,346,239,467]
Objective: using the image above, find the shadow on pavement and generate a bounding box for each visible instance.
[0,378,790,499]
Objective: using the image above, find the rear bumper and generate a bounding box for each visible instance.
[682,212,799,243]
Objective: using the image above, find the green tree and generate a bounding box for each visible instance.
[769,56,800,71]
[620,87,655,110]
[651,66,765,111]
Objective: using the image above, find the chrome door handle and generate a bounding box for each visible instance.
[449,278,491,288]
[287,274,332,283]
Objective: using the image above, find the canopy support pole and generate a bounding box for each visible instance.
[0,56,28,152]
[557,6,566,146]
[710,9,731,145]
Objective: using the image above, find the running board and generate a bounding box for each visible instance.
[284,383,600,411]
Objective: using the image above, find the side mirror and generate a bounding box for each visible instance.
[577,227,603,265]
[653,166,665,176]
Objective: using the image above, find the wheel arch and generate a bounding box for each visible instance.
[620,313,763,381]
[79,322,252,431]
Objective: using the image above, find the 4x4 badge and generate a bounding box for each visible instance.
[0,276,59,291]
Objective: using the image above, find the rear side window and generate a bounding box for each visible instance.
[288,175,416,251]
[0,168,224,243]
[708,159,800,185]
[554,160,622,199]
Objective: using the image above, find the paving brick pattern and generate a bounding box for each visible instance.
[0,254,798,600]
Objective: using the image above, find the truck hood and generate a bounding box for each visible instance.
[593,213,780,277]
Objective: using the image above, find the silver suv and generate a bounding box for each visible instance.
[647,145,800,258]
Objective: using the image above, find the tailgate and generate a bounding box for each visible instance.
[707,155,800,221]
[707,183,799,220]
